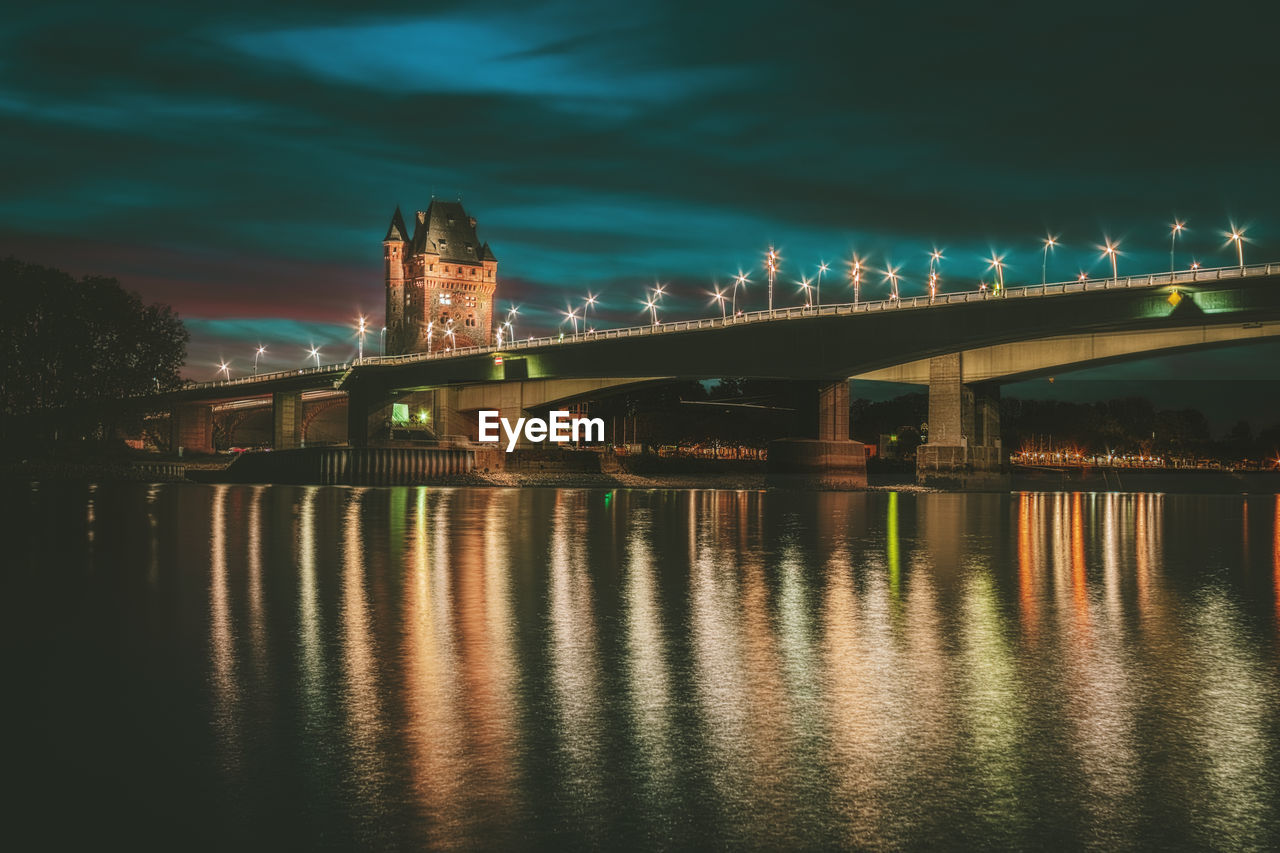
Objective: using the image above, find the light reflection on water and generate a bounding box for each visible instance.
[11,485,1280,849]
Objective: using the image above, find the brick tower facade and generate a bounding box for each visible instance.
[383,200,498,355]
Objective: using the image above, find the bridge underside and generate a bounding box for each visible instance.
[851,321,1280,385]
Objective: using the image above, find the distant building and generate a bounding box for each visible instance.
[383,200,498,354]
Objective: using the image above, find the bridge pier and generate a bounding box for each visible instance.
[170,403,213,456]
[767,380,867,489]
[916,353,1008,489]
[272,391,303,450]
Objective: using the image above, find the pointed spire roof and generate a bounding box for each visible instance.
[384,206,409,242]
[480,242,497,262]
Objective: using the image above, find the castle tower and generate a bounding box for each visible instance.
[383,200,498,355]
[383,206,409,354]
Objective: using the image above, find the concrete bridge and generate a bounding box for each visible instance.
[151,263,1280,485]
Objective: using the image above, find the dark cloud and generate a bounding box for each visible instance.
[2,1,1277,412]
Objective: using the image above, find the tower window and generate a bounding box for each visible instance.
[440,292,452,306]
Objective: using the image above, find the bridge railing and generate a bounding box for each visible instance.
[175,261,1275,393]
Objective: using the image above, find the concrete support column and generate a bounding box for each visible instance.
[816,380,850,441]
[272,391,303,450]
[926,352,973,447]
[918,353,1007,489]
[347,385,375,448]
[170,404,213,455]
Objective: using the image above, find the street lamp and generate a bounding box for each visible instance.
[1042,236,1058,285]
[583,293,597,334]
[850,254,863,305]
[380,326,386,356]
[563,306,580,336]
[1100,238,1120,284]
[1078,271,1088,282]
[732,272,749,317]
[306,346,320,368]
[1170,220,1185,273]
[356,315,368,362]
[444,323,456,351]
[1226,226,1246,269]
[426,320,434,352]
[712,285,728,320]
[816,261,829,308]
[506,305,519,341]
[253,345,266,375]
[217,360,231,380]
[987,254,1006,295]
[798,274,812,307]
[928,249,943,303]
[643,295,659,326]
[884,266,900,302]
[765,247,778,315]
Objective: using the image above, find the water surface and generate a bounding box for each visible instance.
[9,484,1280,849]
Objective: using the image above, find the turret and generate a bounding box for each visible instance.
[383,206,409,353]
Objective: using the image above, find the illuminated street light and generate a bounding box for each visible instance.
[306,346,320,368]
[884,266,900,302]
[928,249,943,303]
[583,293,597,334]
[987,254,1006,296]
[643,295,659,326]
[506,305,519,341]
[849,255,863,305]
[816,261,829,308]
[711,285,728,321]
[426,320,434,351]
[1078,271,1088,282]
[798,274,812,307]
[732,272,749,316]
[253,345,266,375]
[1042,236,1058,285]
[356,315,368,362]
[380,326,386,356]
[444,322,456,351]
[1099,238,1120,284]
[1225,225,1246,269]
[1191,260,1200,271]
[217,360,231,380]
[765,247,778,315]
[563,305,580,336]
[1170,220,1185,273]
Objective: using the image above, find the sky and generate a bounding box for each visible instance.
[3,0,1278,425]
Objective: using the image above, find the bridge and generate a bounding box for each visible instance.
[148,262,1280,486]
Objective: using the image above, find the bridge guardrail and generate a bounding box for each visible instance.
[173,262,1275,395]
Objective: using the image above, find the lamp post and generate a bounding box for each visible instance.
[564,306,580,336]
[1042,236,1058,285]
[644,295,659,326]
[799,274,812,307]
[1078,271,1088,282]
[928,249,942,303]
[506,305,518,341]
[444,322,456,352]
[732,272,748,317]
[356,315,367,362]
[1170,220,1185,273]
[884,266,900,302]
[1227,226,1245,269]
[988,254,1006,296]
[765,247,778,315]
[380,326,386,356]
[850,255,862,305]
[816,261,828,308]
[712,286,727,320]
[307,346,320,368]
[253,345,266,375]
[583,293,597,334]
[1101,238,1119,284]
[426,320,434,352]
[217,360,231,380]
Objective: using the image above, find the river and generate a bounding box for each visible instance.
[8,483,1280,849]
